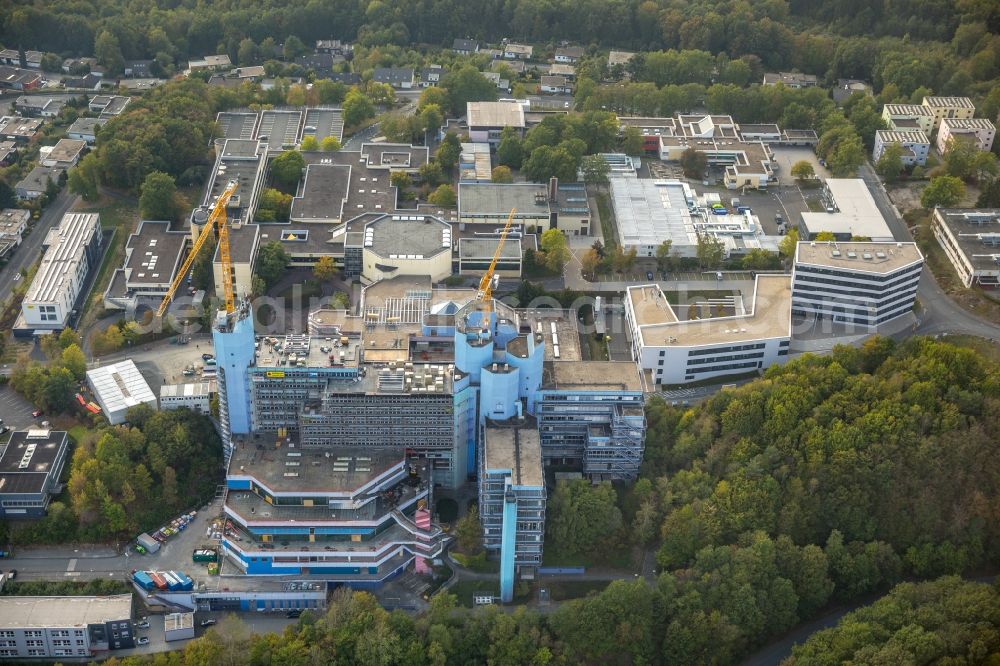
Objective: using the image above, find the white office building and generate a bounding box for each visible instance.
[20,213,101,332]
[159,382,213,413]
[792,241,923,327]
[0,594,134,658]
[86,360,157,425]
[625,275,792,385]
[799,179,894,242]
[932,208,1000,288]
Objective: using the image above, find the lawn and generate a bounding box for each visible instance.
[452,551,500,574]
[594,192,619,249]
[542,540,636,570]
[540,579,611,602]
[448,580,500,607]
[73,196,140,331]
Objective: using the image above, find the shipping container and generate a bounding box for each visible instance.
[193,549,218,563]
[132,571,156,591]
[149,572,169,590]
[161,571,183,591]
[173,571,194,591]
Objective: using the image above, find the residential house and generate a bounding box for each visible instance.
[328,72,361,86]
[188,54,232,71]
[503,43,533,60]
[921,96,975,131]
[493,59,525,75]
[882,104,934,136]
[0,65,41,91]
[554,46,584,63]
[41,138,87,169]
[480,48,503,60]
[549,63,575,79]
[61,56,97,73]
[0,208,29,259]
[117,78,164,92]
[123,59,154,78]
[23,50,42,69]
[483,71,511,94]
[873,130,930,166]
[234,66,266,81]
[420,65,444,88]
[373,67,414,89]
[539,75,573,94]
[15,165,63,200]
[763,71,818,88]
[67,117,105,144]
[63,73,102,91]
[936,117,996,154]
[89,95,130,117]
[607,50,636,68]
[315,39,353,56]
[0,139,16,166]
[13,96,62,118]
[452,39,480,56]
[0,116,43,143]
[295,53,341,76]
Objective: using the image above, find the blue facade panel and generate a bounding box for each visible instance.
[214,314,255,435]
[500,488,518,603]
[226,479,252,490]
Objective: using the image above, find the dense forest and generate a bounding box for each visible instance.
[5,403,223,544]
[93,338,1000,665]
[786,577,1000,664]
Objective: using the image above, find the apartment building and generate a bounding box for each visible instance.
[936,117,996,154]
[932,208,1000,288]
[921,96,975,131]
[480,420,545,603]
[625,275,792,385]
[792,241,923,327]
[881,104,934,136]
[873,129,930,166]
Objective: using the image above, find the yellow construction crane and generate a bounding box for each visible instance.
[477,208,517,314]
[156,180,239,318]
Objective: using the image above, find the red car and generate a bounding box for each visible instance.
[31,410,42,418]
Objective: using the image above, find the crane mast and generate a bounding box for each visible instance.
[155,180,238,318]
[477,208,517,314]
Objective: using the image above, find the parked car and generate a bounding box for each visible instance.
[136,619,150,629]
[0,426,9,434]
[716,271,723,280]
[201,353,214,361]
[137,637,150,645]
[286,609,302,618]
[182,369,195,376]
[200,619,217,627]
[31,410,42,417]
[7,570,16,579]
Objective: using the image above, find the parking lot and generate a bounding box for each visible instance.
[0,384,41,431]
[770,146,831,186]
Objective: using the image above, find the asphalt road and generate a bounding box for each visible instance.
[0,189,79,305]
[858,163,1000,339]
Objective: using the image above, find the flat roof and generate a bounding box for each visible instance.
[45,139,85,163]
[611,179,697,249]
[922,96,974,109]
[25,212,97,303]
[228,443,404,493]
[795,241,923,273]
[224,223,259,264]
[467,101,526,129]
[459,183,550,218]
[608,50,635,66]
[217,112,258,140]
[483,423,543,487]
[290,163,350,222]
[16,165,62,192]
[934,208,1000,274]
[0,429,66,495]
[160,382,212,399]
[0,595,131,629]
[366,214,450,260]
[543,361,641,391]
[0,208,28,233]
[941,117,995,131]
[458,236,522,259]
[876,129,929,144]
[300,150,396,218]
[361,143,429,170]
[801,179,893,240]
[124,221,187,286]
[86,359,157,414]
[165,612,194,631]
[629,274,792,347]
[883,104,932,117]
[257,110,303,151]
[302,107,344,143]
[67,117,105,136]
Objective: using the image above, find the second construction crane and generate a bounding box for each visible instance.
[476,208,517,314]
[156,179,239,318]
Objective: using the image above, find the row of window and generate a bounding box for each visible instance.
[685,342,766,356]
[684,360,761,377]
[687,351,765,367]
